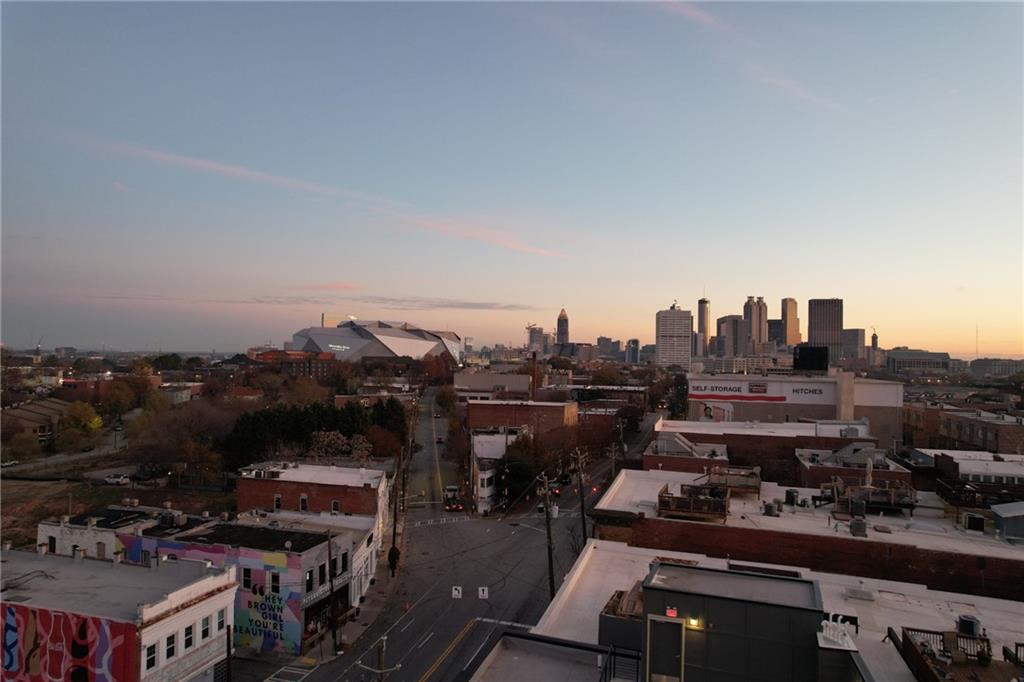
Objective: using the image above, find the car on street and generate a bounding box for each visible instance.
[444,498,465,512]
[103,473,131,486]
[80,444,96,452]
[435,437,444,444]
[433,413,442,418]
[1,460,20,468]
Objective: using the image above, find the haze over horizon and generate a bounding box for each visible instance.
[3,3,1021,358]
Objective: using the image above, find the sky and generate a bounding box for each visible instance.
[2,2,1021,358]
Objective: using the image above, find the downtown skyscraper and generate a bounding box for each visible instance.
[781,297,801,346]
[656,303,692,369]
[697,298,710,356]
[808,298,844,363]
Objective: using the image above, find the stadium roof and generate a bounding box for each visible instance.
[291,320,460,362]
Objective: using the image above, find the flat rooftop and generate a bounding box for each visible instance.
[646,562,821,611]
[235,509,374,534]
[913,449,1024,462]
[467,400,573,407]
[472,433,511,461]
[178,523,327,553]
[0,550,227,622]
[240,463,385,488]
[655,418,872,439]
[596,469,1024,561]
[533,540,1024,682]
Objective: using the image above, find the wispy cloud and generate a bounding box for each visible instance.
[660,2,729,30]
[69,135,562,258]
[295,281,361,292]
[112,180,126,192]
[745,63,840,110]
[83,292,535,311]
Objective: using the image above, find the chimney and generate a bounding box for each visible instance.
[321,312,325,327]
[202,511,210,519]
[87,517,97,529]
[3,540,12,551]
[37,543,47,557]
[61,515,70,526]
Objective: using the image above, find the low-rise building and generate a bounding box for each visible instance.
[237,463,390,545]
[466,400,578,435]
[2,397,72,443]
[903,403,1024,454]
[795,443,912,489]
[469,429,527,514]
[1,548,236,682]
[591,468,1024,602]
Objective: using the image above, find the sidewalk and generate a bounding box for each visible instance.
[293,516,408,667]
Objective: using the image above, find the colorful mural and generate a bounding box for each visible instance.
[117,535,305,654]
[1,603,139,682]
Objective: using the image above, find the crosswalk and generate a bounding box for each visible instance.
[265,664,317,681]
[407,509,582,529]
[407,515,473,528]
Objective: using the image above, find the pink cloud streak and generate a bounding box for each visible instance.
[295,281,361,292]
[71,135,561,258]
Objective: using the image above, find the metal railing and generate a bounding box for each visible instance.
[599,645,642,682]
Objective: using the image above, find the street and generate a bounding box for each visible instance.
[291,387,594,682]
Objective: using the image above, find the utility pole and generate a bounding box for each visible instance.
[326,532,338,653]
[392,445,402,550]
[541,474,555,600]
[377,637,386,682]
[575,448,588,542]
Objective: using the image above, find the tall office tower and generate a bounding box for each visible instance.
[597,336,613,356]
[767,319,785,344]
[556,309,570,345]
[841,329,866,360]
[527,326,545,353]
[808,298,844,363]
[656,303,693,368]
[697,298,710,356]
[871,332,878,351]
[625,338,640,364]
[716,315,744,357]
[742,296,768,353]
[781,298,801,345]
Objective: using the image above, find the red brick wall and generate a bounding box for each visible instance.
[797,463,912,489]
[622,517,1023,601]
[643,454,724,474]
[466,402,577,435]
[237,478,378,515]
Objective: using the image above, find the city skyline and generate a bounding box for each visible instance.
[2,2,1021,357]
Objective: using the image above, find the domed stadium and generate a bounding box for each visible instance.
[289,320,461,362]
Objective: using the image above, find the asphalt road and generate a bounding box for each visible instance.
[301,387,594,682]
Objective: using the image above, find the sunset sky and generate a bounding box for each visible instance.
[2,2,1021,357]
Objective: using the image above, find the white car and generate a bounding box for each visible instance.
[104,473,131,486]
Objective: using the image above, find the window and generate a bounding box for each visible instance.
[332,499,340,513]
[341,552,348,573]
[217,609,225,632]
[330,556,338,576]
[47,536,56,554]
[166,634,176,660]
[145,644,157,670]
[141,550,151,566]
[300,494,308,511]
[271,572,280,594]
[305,569,314,591]
[319,562,326,586]
[274,494,282,510]
[202,616,210,640]
[184,625,194,650]
[242,568,252,589]
[96,542,106,560]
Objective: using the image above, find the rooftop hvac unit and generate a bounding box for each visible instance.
[763,502,778,517]
[850,518,868,537]
[957,615,981,637]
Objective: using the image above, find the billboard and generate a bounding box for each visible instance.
[688,379,835,405]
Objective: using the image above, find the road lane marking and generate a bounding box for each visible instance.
[429,399,443,499]
[476,617,532,628]
[416,631,435,649]
[463,639,490,671]
[418,618,476,682]
[401,617,416,632]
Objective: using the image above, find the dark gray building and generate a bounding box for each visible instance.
[808,299,843,363]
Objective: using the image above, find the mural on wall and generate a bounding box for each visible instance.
[1,603,139,682]
[117,535,305,654]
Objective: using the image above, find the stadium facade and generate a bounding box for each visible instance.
[289,320,461,362]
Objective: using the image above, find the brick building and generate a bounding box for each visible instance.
[591,468,1024,602]
[254,350,338,382]
[465,400,578,435]
[794,443,912,489]
[237,463,390,546]
[903,402,1024,453]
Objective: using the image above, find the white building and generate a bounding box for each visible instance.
[655,303,692,369]
[1,548,236,682]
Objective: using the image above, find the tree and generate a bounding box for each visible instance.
[253,372,287,403]
[547,357,574,371]
[144,390,170,414]
[8,432,41,460]
[349,434,372,461]
[616,404,643,433]
[666,373,689,419]
[1,414,24,444]
[101,382,136,419]
[366,425,401,459]
[285,377,328,406]
[184,356,205,370]
[43,354,60,367]
[66,401,103,435]
[55,427,85,452]
[435,385,456,414]
[590,365,622,386]
[202,377,226,399]
[150,353,183,371]
[309,430,350,461]
[501,435,538,506]
[130,358,153,376]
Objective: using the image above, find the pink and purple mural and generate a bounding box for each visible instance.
[116,535,304,654]
[1,603,140,682]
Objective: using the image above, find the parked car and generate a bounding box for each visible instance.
[80,444,96,452]
[433,413,442,418]
[1,460,20,468]
[103,473,131,486]
[435,437,444,444]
